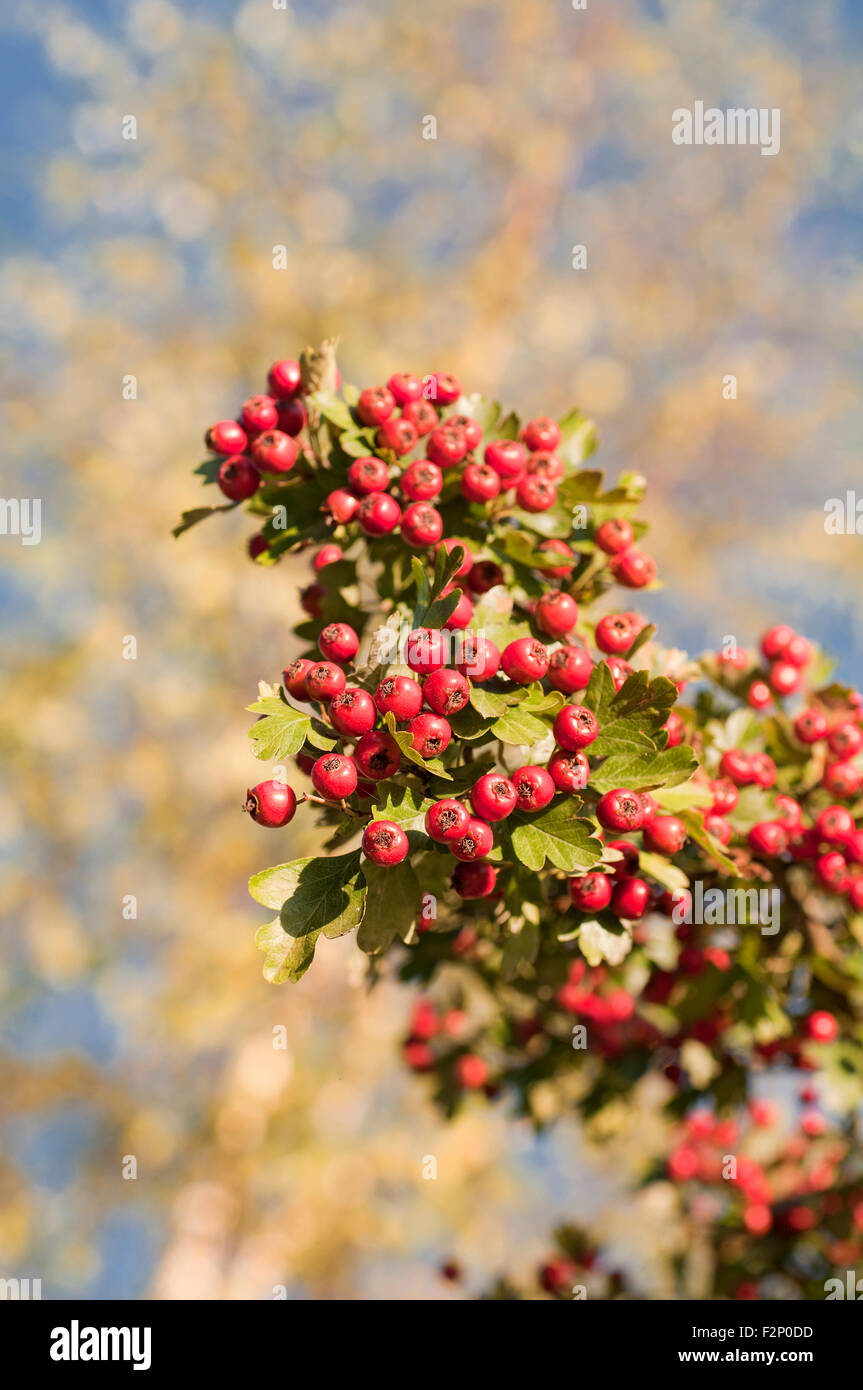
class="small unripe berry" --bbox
[244,779,297,827]
[374,674,423,720]
[553,704,598,751]
[611,876,650,919]
[423,667,470,715]
[329,687,376,736]
[357,386,395,426]
[318,622,359,663]
[311,753,358,799]
[282,658,314,700]
[643,815,687,855]
[501,637,549,684]
[362,819,409,865]
[241,394,279,434]
[535,590,578,637]
[610,548,657,588]
[461,462,501,502]
[306,662,347,701]
[406,712,451,758]
[217,456,260,500]
[401,502,443,548]
[452,862,497,899]
[251,429,297,474]
[596,789,645,832]
[354,730,401,780]
[548,750,589,793]
[470,773,518,822]
[347,455,389,495]
[401,460,443,501]
[206,419,248,455]
[425,798,471,843]
[595,518,634,555]
[513,765,555,812]
[376,417,417,456]
[357,491,402,535]
[484,439,527,482]
[547,644,593,693]
[569,872,612,912]
[267,359,302,399]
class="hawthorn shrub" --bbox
[177,343,863,1299]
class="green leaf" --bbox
[501,918,540,980]
[255,917,320,984]
[557,408,598,467]
[677,809,739,875]
[654,779,714,813]
[638,851,689,893]
[578,918,632,967]
[172,502,237,537]
[589,743,697,793]
[491,706,551,745]
[370,781,435,830]
[274,850,367,940]
[509,803,603,873]
[247,701,311,760]
[358,858,423,954]
[583,666,678,758]
[306,722,338,752]
[449,705,496,740]
[470,684,526,718]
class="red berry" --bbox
[535,590,578,637]
[784,634,813,668]
[306,662,347,702]
[441,586,474,630]
[451,817,495,861]
[773,794,802,829]
[643,815,686,855]
[467,560,504,593]
[547,645,593,693]
[814,850,849,893]
[750,752,777,788]
[446,414,482,449]
[716,646,749,671]
[403,1040,434,1070]
[401,502,443,548]
[347,455,389,494]
[794,707,827,743]
[709,778,739,814]
[362,819,409,865]
[748,821,788,856]
[468,774,516,823]
[217,456,260,500]
[595,614,635,655]
[357,386,395,427]
[276,398,307,436]
[206,419,247,455]
[329,687,376,736]
[526,450,564,481]
[455,1053,489,1088]
[553,704,598,751]
[823,761,863,797]
[849,878,863,911]
[425,798,471,843]
[318,622,359,663]
[406,712,451,758]
[357,492,402,535]
[375,674,423,720]
[376,417,417,456]
[241,394,278,434]
[513,765,556,812]
[401,460,443,501]
[457,633,501,683]
[719,749,756,786]
[539,1257,578,1294]
[523,416,561,452]
[538,538,575,578]
[423,668,470,716]
[611,877,650,919]
[387,372,423,405]
[761,624,794,660]
[843,830,863,865]
[431,371,461,405]
[769,660,802,696]
[828,721,863,759]
[663,711,685,747]
[326,488,360,523]
[501,637,549,684]
[248,533,269,560]
[244,779,297,827]
[267,359,302,399]
[282,658,314,700]
[595,518,634,555]
[484,439,527,482]
[611,549,656,588]
[301,584,325,618]
[515,475,557,512]
[313,544,343,571]
[815,805,855,841]
[805,1010,838,1043]
[606,656,634,691]
[406,628,447,676]
[703,813,732,845]
[596,789,645,833]
[748,680,772,710]
[461,462,501,502]
[251,429,297,474]
[426,424,468,469]
[452,863,497,899]
[402,398,437,435]
[607,840,639,878]
[354,730,401,780]
[569,872,612,912]
[311,753,358,799]
[548,750,589,793]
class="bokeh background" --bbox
[1,0,861,1299]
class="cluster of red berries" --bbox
[716,624,815,707]
[206,359,309,503]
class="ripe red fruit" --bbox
[403,1040,434,1071]
[643,815,687,855]
[535,590,578,637]
[401,460,443,501]
[513,765,555,812]
[849,878,863,911]
[611,877,650,919]
[523,416,561,452]
[805,1010,838,1043]
[748,821,788,856]
[526,450,564,481]
[547,645,593,693]
[311,753,358,799]
[406,628,447,676]
[401,502,443,548]
[760,624,793,660]
[306,662,347,701]
[452,862,497,899]
[425,798,471,843]
[501,637,549,684]
[241,394,278,434]
[610,548,656,588]
[595,518,634,555]
[325,488,360,523]
[606,656,634,691]
[461,462,501,502]
[426,424,468,468]
[784,634,813,668]
[703,813,732,845]
[538,538,575,578]
[815,804,855,841]
[276,398,307,436]
[750,752,776,788]
[548,750,589,793]
[455,1053,489,1088]
[451,818,494,861]
[515,475,557,512]
[823,761,863,797]
[206,419,248,455]
[769,660,802,696]
[387,371,423,405]
[607,840,639,878]
[248,534,268,560]
[313,544,343,571]
[318,622,359,663]
[814,850,849,893]
[794,707,828,743]
[423,667,470,715]
[568,872,612,912]
[828,721,863,758]
[374,674,423,720]
[539,1257,578,1295]
[329,687,376,736]
[244,779,297,827]
[267,359,302,399]
[282,657,314,700]
[447,414,482,449]
[716,646,748,672]
[470,773,518,822]
[596,789,645,832]
[301,584,325,618]
[709,778,739,814]
[376,417,417,456]
[457,633,501,682]
[467,560,504,593]
[402,398,438,435]
[595,613,635,655]
[347,455,389,494]
[773,794,802,829]
[217,456,260,500]
[484,439,527,482]
[251,429,297,473]
[441,586,473,630]
[357,386,395,426]
[354,730,401,780]
[362,819,409,865]
[406,712,451,758]
[553,704,598,751]
[719,749,756,786]
[663,712,685,748]
[357,491,402,535]
[431,371,462,405]
[748,680,772,710]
